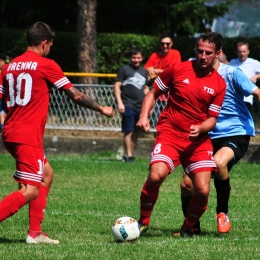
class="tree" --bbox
[97,0,234,36]
[77,0,98,84]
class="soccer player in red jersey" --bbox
[137,32,226,238]
[0,22,114,244]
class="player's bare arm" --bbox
[250,74,260,83]
[137,88,160,132]
[114,81,125,114]
[189,116,217,140]
[65,87,114,117]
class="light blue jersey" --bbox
[209,62,257,139]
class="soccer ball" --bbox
[111,216,140,242]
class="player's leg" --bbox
[180,138,214,238]
[27,159,59,244]
[181,170,211,237]
[138,161,169,232]
[213,135,250,233]
[0,143,41,222]
[178,173,201,235]
[138,136,177,233]
[213,146,233,233]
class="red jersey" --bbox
[153,60,226,136]
[0,73,3,98]
[145,49,181,102]
[144,49,181,70]
[1,51,73,147]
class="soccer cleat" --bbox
[217,212,231,233]
[192,221,201,235]
[180,229,194,238]
[138,222,148,234]
[26,232,60,244]
[173,220,201,237]
[122,156,135,163]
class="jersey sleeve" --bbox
[208,76,226,117]
[144,53,156,68]
[44,60,73,91]
[233,67,258,96]
[0,73,4,99]
[170,50,182,63]
[152,65,174,94]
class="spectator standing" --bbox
[114,47,149,163]
[136,32,226,238]
[0,22,114,244]
[144,33,181,130]
[229,42,260,112]
[0,53,9,131]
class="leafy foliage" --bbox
[0,0,233,36]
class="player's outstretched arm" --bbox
[64,87,114,117]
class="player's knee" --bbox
[214,155,228,170]
[148,170,167,185]
[42,162,54,187]
[20,186,39,203]
[148,163,169,185]
[194,185,210,198]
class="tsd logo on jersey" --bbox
[204,86,214,94]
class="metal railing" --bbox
[47,84,167,132]
[47,82,260,133]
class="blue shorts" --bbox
[121,106,141,133]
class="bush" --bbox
[1,29,260,82]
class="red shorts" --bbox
[4,142,45,187]
[150,129,216,176]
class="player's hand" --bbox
[117,103,125,114]
[100,106,114,117]
[146,67,157,79]
[188,125,200,140]
[136,117,150,132]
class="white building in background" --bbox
[208,0,260,37]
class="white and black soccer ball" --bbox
[111,216,140,242]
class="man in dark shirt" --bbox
[114,47,149,162]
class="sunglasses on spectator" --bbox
[160,42,171,46]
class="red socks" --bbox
[182,195,208,230]
[139,180,160,226]
[29,185,49,232]
[0,191,26,222]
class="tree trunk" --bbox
[77,0,97,84]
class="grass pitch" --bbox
[0,152,259,260]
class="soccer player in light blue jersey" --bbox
[177,55,260,235]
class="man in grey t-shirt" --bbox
[114,47,149,162]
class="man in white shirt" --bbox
[230,42,260,112]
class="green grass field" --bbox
[0,152,259,260]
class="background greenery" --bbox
[1,29,260,84]
[0,153,259,259]
[0,0,233,36]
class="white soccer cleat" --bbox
[26,233,60,244]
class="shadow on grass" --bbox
[139,227,224,238]
[0,237,25,243]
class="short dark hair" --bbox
[159,32,172,42]
[129,47,143,57]
[0,53,10,63]
[195,32,223,52]
[26,22,55,46]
